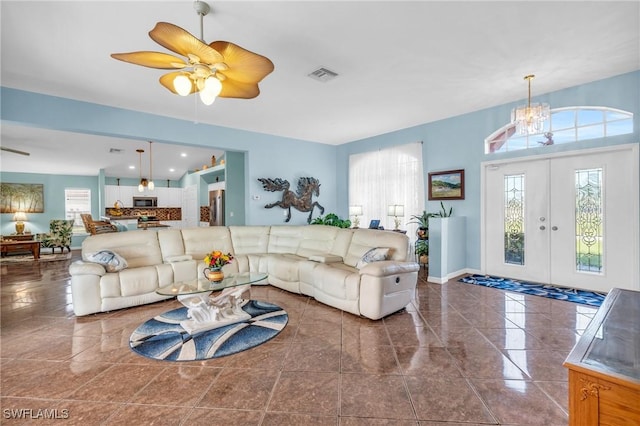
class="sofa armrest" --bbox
[69,260,106,276]
[358,260,419,277]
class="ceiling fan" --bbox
[111,1,274,105]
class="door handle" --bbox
[539,225,546,230]
[552,226,558,231]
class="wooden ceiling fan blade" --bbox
[209,41,274,83]
[1,147,30,156]
[159,71,197,95]
[219,79,260,99]
[111,51,187,69]
[149,22,224,65]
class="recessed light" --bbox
[169,168,175,172]
[129,165,135,169]
[181,153,187,157]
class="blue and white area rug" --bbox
[458,274,606,307]
[130,300,288,361]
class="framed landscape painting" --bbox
[0,183,44,213]
[428,169,465,200]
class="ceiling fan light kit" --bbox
[111,0,274,105]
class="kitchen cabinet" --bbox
[105,185,186,207]
[105,185,136,207]
[155,187,169,207]
[105,185,120,208]
[563,288,640,425]
[169,188,183,207]
[153,187,182,207]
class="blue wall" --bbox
[2,71,638,266]
[337,71,640,270]
[1,87,339,227]
[0,172,99,246]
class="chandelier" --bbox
[511,74,550,135]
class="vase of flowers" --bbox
[203,250,234,282]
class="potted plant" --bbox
[408,210,434,240]
[433,201,453,217]
[415,239,429,264]
[310,213,352,228]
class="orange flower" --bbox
[204,250,234,269]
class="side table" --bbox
[2,234,35,242]
[0,240,41,259]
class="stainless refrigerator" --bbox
[209,190,225,226]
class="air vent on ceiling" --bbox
[308,67,339,82]
[109,148,125,154]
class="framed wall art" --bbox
[428,169,465,200]
[0,183,44,213]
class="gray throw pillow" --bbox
[86,250,128,272]
[356,247,391,269]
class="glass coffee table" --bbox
[156,272,268,334]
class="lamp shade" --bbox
[387,205,404,217]
[13,211,27,222]
[349,205,363,216]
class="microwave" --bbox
[133,197,157,207]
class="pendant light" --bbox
[137,149,148,192]
[148,141,155,191]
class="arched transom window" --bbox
[485,107,633,154]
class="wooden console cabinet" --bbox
[564,288,640,425]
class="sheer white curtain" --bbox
[349,142,424,240]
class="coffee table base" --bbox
[177,284,251,334]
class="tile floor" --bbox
[0,251,596,425]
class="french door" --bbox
[483,145,639,293]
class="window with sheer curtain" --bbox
[349,142,424,240]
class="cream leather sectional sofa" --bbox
[69,225,420,320]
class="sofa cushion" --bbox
[181,227,234,260]
[355,247,391,269]
[82,230,163,268]
[230,226,270,254]
[157,229,186,261]
[313,263,360,301]
[100,273,121,298]
[119,266,159,297]
[268,226,304,254]
[268,253,304,282]
[297,225,341,257]
[86,250,128,272]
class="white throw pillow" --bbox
[356,247,390,269]
[86,250,128,272]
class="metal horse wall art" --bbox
[258,177,325,223]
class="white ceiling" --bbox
[1,1,639,179]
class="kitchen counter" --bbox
[137,223,170,229]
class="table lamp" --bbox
[349,205,363,228]
[387,205,404,230]
[13,211,27,234]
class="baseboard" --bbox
[427,268,480,284]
